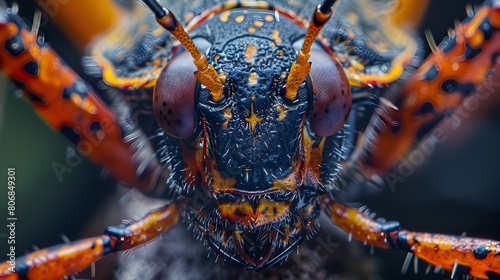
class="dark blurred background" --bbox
[0,0,499,279]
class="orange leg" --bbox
[0,7,162,192]
[322,197,500,279]
[0,203,179,280]
[345,0,500,177]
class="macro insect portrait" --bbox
[0,0,500,279]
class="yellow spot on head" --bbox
[220,11,231,23]
[245,44,257,62]
[248,72,259,85]
[234,15,245,23]
[245,101,263,132]
[248,27,256,33]
[264,15,274,22]
[253,20,264,27]
[272,30,282,45]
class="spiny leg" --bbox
[0,203,179,280]
[321,197,500,279]
[0,7,162,192]
[344,0,500,177]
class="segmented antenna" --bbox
[285,0,336,100]
[142,0,224,101]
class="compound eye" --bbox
[308,49,352,137]
[154,51,198,139]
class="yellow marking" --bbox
[255,200,290,226]
[70,94,97,115]
[219,70,227,84]
[264,15,274,22]
[245,44,257,62]
[248,26,256,33]
[278,50,284,57]
[245,102,263,132]
[253,20,264,27]
[220,11,231,23]
[234,15,245,23]
[350,59,366,72]
[272,30,282,44]
[214,54,221,61]
[276,104,287,121]
[470,31,484,48]
[221,107,233,130]
[346,12,359,24]
[209,161,238,192]
[218,199,291,226]
[271,172,298,193]
[248,72,259,85]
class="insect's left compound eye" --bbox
[308,49,352,138]
[153,52,198,139]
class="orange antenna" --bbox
[142,0,224,102]
[285,0,336,100]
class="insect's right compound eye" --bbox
[153,51,198,139]
[308,49,352,138]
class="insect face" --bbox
[2,0,500,279]
[153,7,351,268]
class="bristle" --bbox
[31,10,41,34]
[401,252,413,274]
